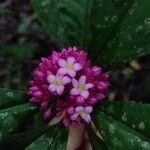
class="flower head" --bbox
[29,47,109,127]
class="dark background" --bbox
[0,0,150,103]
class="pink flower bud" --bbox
[35,70,44,78]
[33,91,43,98]
[96,93,105,100]
[30,86,39,92]
[92,66,101,75]
[40,101,49,111]
[98,81,108,90]
[89,97,97,104]
[77,96,85,104]
[63,117,69,127]
[67,107,75,115]
[44,109,51,119]
[30,97,39,103]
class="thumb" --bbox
[67,123,85,150]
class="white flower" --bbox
[71,106,93,123]
[70,75,94,99]
[47,75,71,95]
[57,57,82,77]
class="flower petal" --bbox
[58,59,66,67]
[85,83,94,90]
[47,75,56,83]
[83,114,91,123]
[81,90,89,99]
[73,63,82,71]
[84,106,93,113]
[48,84,56,92]
[68,70,76,77]
[70,88,80,95]
[71,113,79,121]
[72,79,78,88]
[67,57,75,64]
[79,75,86,84]
[57,68,66,75]
[56,85,64,95]
[75,106,84,112]
[62,76,71,84]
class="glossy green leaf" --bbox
[25,126,68,150]
[31,0,150,68]
[31,0,91,48]
[96,0,150,68]
[92,111,150,150]
[54,128,68,150]
[32,112,47,129]
[0,103,38,138]
[0,88,28,109]
[0,126,50,150]
[87,0,134,60]
[97,101,150,138]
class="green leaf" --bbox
[96,0,150,68]
[32,112,47,129]
[31,0,91,48]
[31,0,150,68]
[54,128,68,150]
[97,101,150,138]
[0,88,28,109]
[87,0,134,60]
[25,126,68,150]
[0,126,50,150]
[0,103,38,139]
[92,111,150,150]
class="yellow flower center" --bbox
[78,83,84,92]
[79,112,85,118]
[65,64,73,71]
[54,78,62,86]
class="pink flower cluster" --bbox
[29,47,109,127]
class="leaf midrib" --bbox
[83,0,92,49]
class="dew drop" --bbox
[41,0,49,7]
[111,15,118,22]
[129,9,134,15]
[135,25,143,33]
[141,141,150,148]
[121,113,127,122]
[144,18,150,25]
[108,123,115,134]
[104,16,110,22]
[126,35,132,41]
[107,105,115,114]
[7,92,14,97]
[132,124,136,129]
[0,112,8,119]
[138,122,145,130]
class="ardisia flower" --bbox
[70,75,94,99]
[71,106,93,123]
[29,47,109,127]
[47,75,71,95]
[58,57,82,77]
